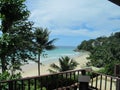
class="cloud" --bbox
[50,28,114,38]
[27,0,120,39]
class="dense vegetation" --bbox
[0,0,56,80]
[77,32,120,75]
[0,0,34,79]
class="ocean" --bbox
[40,46,80,63]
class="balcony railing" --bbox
[0,68,120,90]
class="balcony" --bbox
[0,68,120,90]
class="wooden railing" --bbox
[0,68,120,90]
[88,71,120,90]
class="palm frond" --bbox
[46,38,58,45]
[45,45,56,50]
[50,63,61,71]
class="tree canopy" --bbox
[77,32,120,75]
[0,0,36,76]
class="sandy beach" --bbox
[21,53,90,77]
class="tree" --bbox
[0,0,29,33]
[0,0,35,75]
[77,36,107,53]
[6,21,35,75]
[77,39,95,52]
[34,27,56,76]
[77,32,120,75]
[48,56,79,73]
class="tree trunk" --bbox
[38,53,40,76]
[1,56,7,73]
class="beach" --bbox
[21,52,90,77]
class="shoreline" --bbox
[21,52,90,77]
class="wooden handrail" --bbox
[0,68,120,90]
[0,68,85,83]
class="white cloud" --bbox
[27,0,120,38]
[50,28,114,38]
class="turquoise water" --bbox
[40,46,80,63]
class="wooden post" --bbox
[116,78,120,90]
[114,64,120,90]
[0,83,1,89]
[8,81,13,90]
[78,70,90,90]
[114,64,120,76]
[81,70,86,75]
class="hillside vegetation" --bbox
[77,32,120,75]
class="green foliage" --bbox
[0,0,57,84]
[0,71,21,90]
[0,0,37,75]
[48,56,79,73]
[0,71,21,81]
[0,0,29,33]
[98,61,119,75]
[0,0,57,79]
[77,32,120,75]
[77,40,94,52]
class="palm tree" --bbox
[34,27,56,76]
[48,56,79,73]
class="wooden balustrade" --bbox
[0,69,120,90]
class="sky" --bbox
[25,0,120,46]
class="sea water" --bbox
[40,46,80,63]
